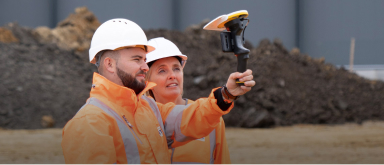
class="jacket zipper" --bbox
[122,115,142,144]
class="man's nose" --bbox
[141,62,149,72]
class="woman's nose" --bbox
[168,71,176,80]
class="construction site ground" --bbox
[1,121,383,164]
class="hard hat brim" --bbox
[89,44,155,64]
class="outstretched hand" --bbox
[225,69,255,96]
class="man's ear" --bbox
[104,57,116,73]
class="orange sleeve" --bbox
[214,118,231,164]
[61,107,117,164]
[157,87,234,148]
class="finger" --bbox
[245,69,252,75]
[238,69,253,79]
[229,72,242,80]
[241,69,253,76]
[238,74,253,82]
[244,80,256,87]
[231,69,254,80]
[240,85,252,92]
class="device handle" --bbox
[225,18,250,85]
[236,54,249,85]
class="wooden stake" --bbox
[349,37,355,72]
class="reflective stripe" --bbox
[209,129,216,164]
[86,98,141,164]
[172,162,204,164]
[170,130,216,164]
[170,148,175,163]
[142,96,165,132]
[164,104,192,147]
[75,99,90,115]
[168,101,217,164]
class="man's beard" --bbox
[116,67,146,94]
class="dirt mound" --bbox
[33,7,100,52]
[0,27,19,43]
[0,8,97,129]
[1,7,384,129]
[146,22,384,127]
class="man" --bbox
[61,18,255,164]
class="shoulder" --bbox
[64,103,116,132]
[73,103,111,120]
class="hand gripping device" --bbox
[203,10,250,85]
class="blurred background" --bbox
[0,0,383,64]
[1,0,384,163]
[1,0,383,79]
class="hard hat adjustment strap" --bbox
[95,51,105,68]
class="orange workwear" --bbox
[169,99,231,164]
[61,73,233,164]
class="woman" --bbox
[145,37,231,164]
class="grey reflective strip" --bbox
[142,96,165,132]
[171,148,175,163]
[170,130,216,164]
[209,129,216,164]
[172,163,204,164]
[75,99,91,115]
[87,98,141,164]
[164,104,192,147]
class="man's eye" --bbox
[174,67,181,71]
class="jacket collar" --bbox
[89,72,157,113]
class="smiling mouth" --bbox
[167,83,178,87]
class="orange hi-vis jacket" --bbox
[61,73,233,164]
[169,99,231,164]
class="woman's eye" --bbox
[174,67,181,71]
[158,69,165,73]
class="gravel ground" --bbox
[1,121,384,164]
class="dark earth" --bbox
[1,7,383,129]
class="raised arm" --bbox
[158,69,255,148]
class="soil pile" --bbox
[0,8,97,129]
[147,22,384,127]
[1,7,384,129]
[33,7,100,52]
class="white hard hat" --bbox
[146,37,187,68]
[89,18,155,64]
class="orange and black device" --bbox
[204,10,250,85]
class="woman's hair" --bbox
[145,65,155,99]
[145,56,184,100]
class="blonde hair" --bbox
[145,67,155,98]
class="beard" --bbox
[116,67,146,94]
